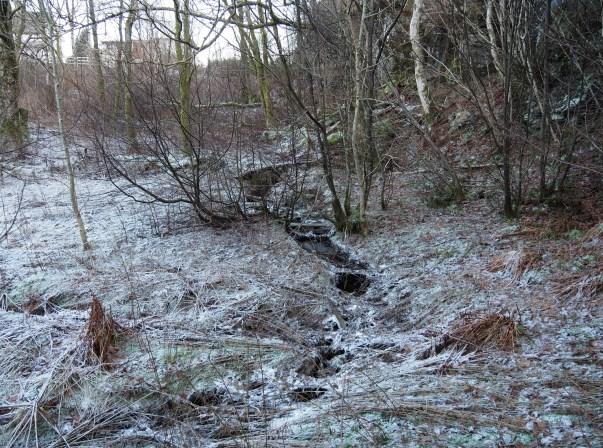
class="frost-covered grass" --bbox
[0,129,601,447]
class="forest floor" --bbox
[0,128,602,447]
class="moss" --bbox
[327,130,344,146]
[1,108,28,144]
[566,228,583,240]
[374,119,396,141]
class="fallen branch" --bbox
[194,101,262,109]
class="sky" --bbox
[52,0,240,61]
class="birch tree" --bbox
[410,0,432,118]
[37,0,91,250]
[87,0,105,104]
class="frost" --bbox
[0,130,601,446]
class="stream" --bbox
[287,218,372,295]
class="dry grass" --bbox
[487,249,541,281]
[554,223,603,303]
[424,313,519,358]
[519,197,603,240]
[84,297,122,366]
[582,222,603,242]
[555,267,603,304]
[448,313,518,352]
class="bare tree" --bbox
[410,0,432,118]
[235,2,274,127]
[124,0,137,149]
[37,0,92,250]
[173,0,193,154]
[87,0,106,104]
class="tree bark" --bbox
[0,0,25,147]
[244,5,273,127]
[486,0,503,77]
[38,0,91,250]
[113,0,125,127]
[173,0,193,154]
[348,0,371,234]
[234,9,253,104]
[410,0,432,118]
[124,0,137,150]
[87,0,106,105]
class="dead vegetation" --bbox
[554,223,603,303]
[487,248,541,282]
[423,313,519,358]
[555,267,603,304]
[1,136,601,446]
[84,297,123,366]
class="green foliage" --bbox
[374,118,396,141]
[327,130,343,146]
[566,228,583,241]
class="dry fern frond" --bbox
[84,297,122,366]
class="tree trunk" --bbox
[38,0,91,250]
[124,0,136,150]
[346,0,379,235]
[173,0,193,154]
[486,0,503,77]
[258,5,274,126]
[235,12,253,104]
[538,0,551,199]
[410,0,432,118]
[244,6,273,128]
[0,0,25,147]
[113,0,124,128]
[349,0,369,234]
[87,0,105,105]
